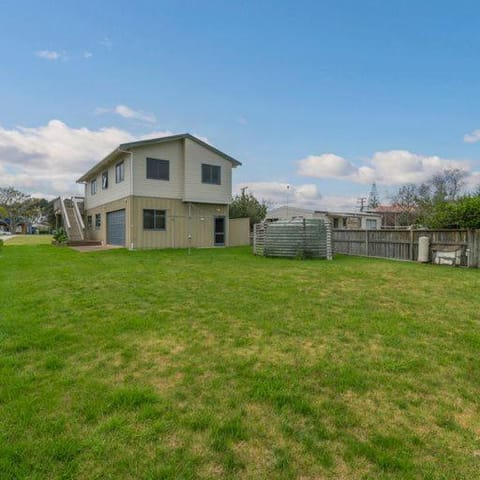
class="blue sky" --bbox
[1,0,480,208]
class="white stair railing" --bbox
[72,197,85,234]
[60,197,71,230]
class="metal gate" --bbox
[107,209,125,246]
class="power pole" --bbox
[357,196,367,212]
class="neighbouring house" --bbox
[0,218,32,234]
[55,133,245,248]
[372,205,408,228]
[265,206,382,230]
[264,206,315,222]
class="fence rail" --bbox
[333,229,480,267]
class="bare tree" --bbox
[391,184,418,225]
[430,168,467,202]
[0,187,31,233]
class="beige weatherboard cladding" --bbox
[78,134,242,249]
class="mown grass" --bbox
[1,240,479,479]
[3,234,52,245]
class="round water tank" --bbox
[418,236,430,263]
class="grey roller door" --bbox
[107,209,125,246]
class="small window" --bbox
[143,209,166,230]
[102,171,109,190]
[95,213,101,229]
[91,179,97,195]
[146,158,169,181]
[333,218,339,229]
[87,215,92,229]
[115,161,125,183]
[202,164,221,185]
[366,219,377,230]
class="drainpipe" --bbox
[118,148,134,249]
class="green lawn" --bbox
[1,241,479,479]
[2,234,52,246]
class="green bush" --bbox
[0,238,3,250]
[53,227,68,244]
[428,196,480,229]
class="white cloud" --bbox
[234,182,361,210]
[115,105,156,123]
[298,150,468,185]
[235,182,322,208]
[298,153,358,178]
[36,50,63,60]
[96,104,156,123]
[237,116,248,125]
[100,36,112,49]
[83,51,93,59]
[464,129,480,143]
[0,120,173,198]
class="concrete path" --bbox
[1,235,17,242]
[69,244,123,253]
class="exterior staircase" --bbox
[54,196,102,245]
[63,198,84,241]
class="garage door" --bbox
[107,209,125,246]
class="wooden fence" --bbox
[333,229,480,267]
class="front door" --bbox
[214,216,225,246]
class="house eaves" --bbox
[76,133,241,184]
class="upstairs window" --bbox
[102,171,109,190]
[115,161,125,183]
[95,213,101,229]
[202,164,221,185]
[146,158,169,181]
[143,209,166,230]
[91,179,97,195]
[87,215,92,229]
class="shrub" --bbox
[53,227,68,244]
[0,239,3,250]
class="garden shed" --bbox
[253,218,332,259]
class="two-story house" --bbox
[73,133,241,249]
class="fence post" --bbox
[471,229,480,268]
[409,229,414,261]
[365,229,369,257]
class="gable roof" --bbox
[77,133,241,183]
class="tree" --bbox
[367,182,380,210]
[428,195,480,229]
[390,168,469,226]
[391,184,419,225]
[430,168,467,202]
[0,187,31,233]
[229,190,268,228]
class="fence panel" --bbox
[333,229,477,267]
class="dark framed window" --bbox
[115,161,124,183]
[143,209,166,230]
[102,171,109,190]
[201,164,221,185]
[91,179,97,195]
[95,213,101,229]
[146,158,169,181]
[87,215,92,229]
